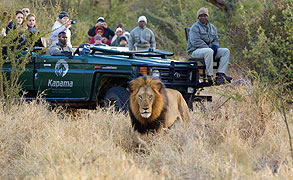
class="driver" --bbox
[50,31,73,56]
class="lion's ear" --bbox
[155,81,165,93]
[129,81,135,93]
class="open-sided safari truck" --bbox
[2,44,220,110]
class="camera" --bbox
[100,22,104,25]
[71,20,76,24]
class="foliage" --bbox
[0,0,292,177]
[0,0,292,103]
[0,81,292,178]
[229,0,292,90]
[0,2,46,103]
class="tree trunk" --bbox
[206,0,233,17]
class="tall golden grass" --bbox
[0,80,292,179]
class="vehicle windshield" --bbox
[89,45,174,59]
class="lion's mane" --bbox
[129,76,168,134]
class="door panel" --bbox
[34,55,87,98]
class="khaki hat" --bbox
[197,7,209,18]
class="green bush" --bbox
[229,0,292,90]
[1,0,292,102]
[0,7,45,103]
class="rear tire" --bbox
[104,87,129,113]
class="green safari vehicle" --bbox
[2,44,218,110]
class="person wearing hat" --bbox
[118,36,128,47]
[49,11,73,48]
[187,7,232,85]
[89,26,110,45]
[93,34,103,45]
[110,27,128,47]
[111,22,129,44]
[128,15,156,51]
[88,16,114,41]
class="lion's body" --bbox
[129,76,190,134]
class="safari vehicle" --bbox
[2,45,219,110]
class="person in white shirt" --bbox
[49,11,73,48]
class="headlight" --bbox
[187,87,194,93]
[151,70,160,78]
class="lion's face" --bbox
[136,86,155,118]
[129,76,166,123]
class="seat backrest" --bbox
[41,37,50,48]
[184,27,191,42]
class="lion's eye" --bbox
[138,95,142,100]
[149,95,153,100]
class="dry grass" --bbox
[0,81,292,179]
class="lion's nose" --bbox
[143,107,148,111]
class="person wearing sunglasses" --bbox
[50,31,73,56]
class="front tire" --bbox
[104,87,129,113]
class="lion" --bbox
[129,76,190,135]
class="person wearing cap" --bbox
[111,35,128,47]
[128,15,156,51]
[49,11,73,48]
[110,27,128,47]
[88,16,114,41]
[93,34,103,45]
[111,22,129,44]
[93,33,110,46]
[118,36,128,47]
[187,7,232,85]
[89,26,110,45]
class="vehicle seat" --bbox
[185,27,220,69]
